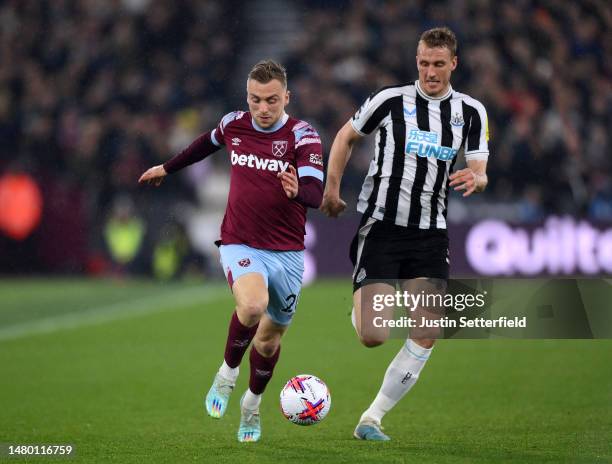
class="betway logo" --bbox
[231,150,289,172]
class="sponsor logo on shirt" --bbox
[309,153,323,166]
[405,129,458,161]
[231,150,290,173]
[272,140,288,158]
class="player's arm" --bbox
[277,166,323,208]
[140,111,243,187]
[138,130,222,186]
[279,123,325,208]
[320,121,362,217]
[450,100,490,197]
[448,159,488,197]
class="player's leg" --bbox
[350,217,397,347]
[357,278,446,435]
[355,228,449,440]
[237,313,286,443]
[206,245,269,419]
[237,248,303,442]
[352,283,395,347]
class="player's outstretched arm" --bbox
[138,165,167,187]
[449,159,488,197]
[320,121,362,217]
[138,131,223,187]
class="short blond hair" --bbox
[419,27,457,56]
[247,59,287,88]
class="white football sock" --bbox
[241,388,262,411]
[361,339,433,423]
[218,360,239,383]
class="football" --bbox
[280,375,331,426]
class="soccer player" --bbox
[138,60,324,442]
[321,27,489,441]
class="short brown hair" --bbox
[419,27,457,56]
[247,59,287,88]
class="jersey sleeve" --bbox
[293,121,324,183]
[211,111,246,147]
[350,88,393,136]
[163,131,221,174]
[163,111,246,173]
[464,100,489,161]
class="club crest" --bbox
[272,140,288,158]
[238,258,251,267]
[451,112,465,127]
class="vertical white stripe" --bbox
[450,98,465,150]
[372,114,394,221]
[436,97,466,228]
[396,88,418,226]
[396,154,417,226]
[419,100,441,229]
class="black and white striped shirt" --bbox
[351,80,489,230]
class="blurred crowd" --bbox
[0,0,241,274]
[286,0,611,221]
[0,0,610,274]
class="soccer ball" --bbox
[280,375,331,426]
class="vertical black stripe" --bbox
[363,125,388,218]
[462,102,481,151]
[407,94,430,227]
[442,156,458,221]
[430,98,452,228]
[383,97,407,223]
[360,99,393,135]
[444,103,473,221]
[460,102,471,151]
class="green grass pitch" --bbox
[0,278,610,463]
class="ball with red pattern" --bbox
[280,374,331,426]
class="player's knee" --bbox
[254,337,280,358]
[412,338,435,349]
[236,299,268,325]
[359,334,386,348]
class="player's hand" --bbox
[138,165,167,187]
[320,191,347,217]
[278,165,299,199]
[449,168,479,197]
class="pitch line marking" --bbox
[0,286,226,342]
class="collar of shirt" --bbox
[415,80,453,101]
[251,112,289,133]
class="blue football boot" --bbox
[353,418,391,441]
[205,373,234,419]
[237,393,261,442]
